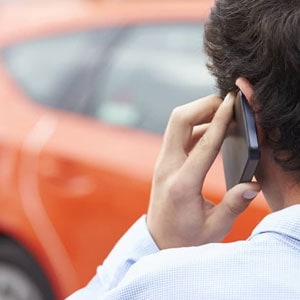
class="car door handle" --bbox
[39,158,95,198]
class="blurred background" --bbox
[0,1,269,299]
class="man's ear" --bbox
[235,77,254,103]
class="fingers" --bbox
[185,123,210,153]
[182,93,235,184]
[161,95,223,160]
[210,182,262,241]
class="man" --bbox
[67,0,300,298]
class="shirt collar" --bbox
[250,204,300,242]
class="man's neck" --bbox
[256,148,300,211]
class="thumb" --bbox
[210,182,261,241]
[220,182,261,216]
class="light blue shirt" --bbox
[67,205,300,299]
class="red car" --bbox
[0,1,270,299]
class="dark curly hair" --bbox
[204,0,300,172]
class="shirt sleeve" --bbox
[65,215,159,300]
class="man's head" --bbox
[204,0,300,174]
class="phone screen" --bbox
[221,92,260,190]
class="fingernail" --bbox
[223,93,233,104]
[243,190,259,200]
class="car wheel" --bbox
[0,237,55,300]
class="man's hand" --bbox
[147,93,261,249]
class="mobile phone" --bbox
[221,91,260,190]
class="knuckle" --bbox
[153,158,176,184]
[167,177,184,201]
[153,163,168,183]
[198,133,210,149]
[226,202,244,217]
[167,171,193,202]
[170,105,187,125]
[198,134,218,154]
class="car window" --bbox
[1,23,216,134]
[1,28,119,112]
[90,24,216,133]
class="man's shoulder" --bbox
[131,239,251,276]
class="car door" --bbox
[32,21,215,286]
[1,26,163,288]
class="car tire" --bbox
[0,237,56,300]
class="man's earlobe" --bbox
[235,77,254,102]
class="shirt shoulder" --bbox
[106,230,300,299]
